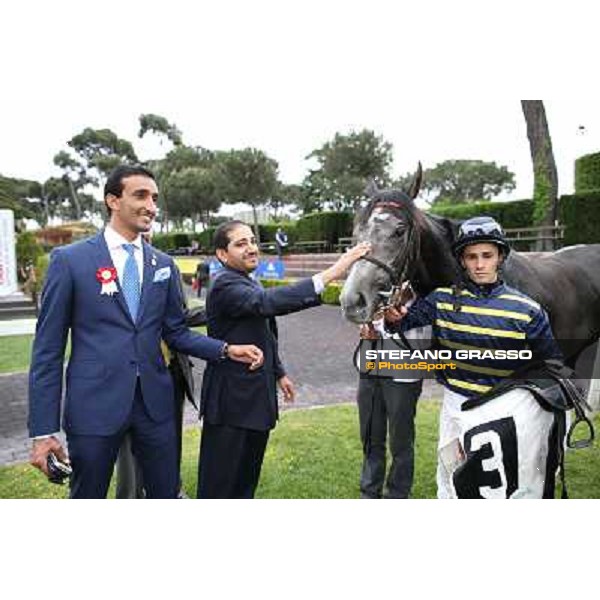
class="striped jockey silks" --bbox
[394,280,562,398]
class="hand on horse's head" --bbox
[323,242,371,284]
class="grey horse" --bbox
[340,164,600,367]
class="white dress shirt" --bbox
[104,225,144,287]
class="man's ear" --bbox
[216,248,228,264]
[105,194,120,212]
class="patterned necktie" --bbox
[122,243,140,320]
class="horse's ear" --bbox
[364,179,379,198]
[407,162,423,200]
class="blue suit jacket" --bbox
[28,232,224,437]
[201,266,321,431]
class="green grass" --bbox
[0,334,35,374]
[2,402,599,499]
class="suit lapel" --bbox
[137,240,156,324]
[89,231,133,324]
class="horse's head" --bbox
[340,163,423,324]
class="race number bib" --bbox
[451,389,561,499]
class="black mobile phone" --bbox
[46,452,72,485]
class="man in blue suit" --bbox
[28,165,263,499]
[198,220,370,498]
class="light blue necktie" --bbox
[122,243,141,320]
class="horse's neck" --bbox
[414,214,461,294]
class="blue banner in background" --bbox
[208,259,223,279]
[254,258,285,279]
[208,258,285,280]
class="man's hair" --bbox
[213,220,250,251]
[103,164,156,217]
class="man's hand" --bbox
[278,375,295,403]
[30,436,67,476]
[383,305,407,325]
[228,344,264,370]
[359,323,380,340]
[320,242,372,285]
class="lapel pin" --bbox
[151,255,157,267]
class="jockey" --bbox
[385,215,564,498]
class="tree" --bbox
[421,160,516,204]
[162,166,223,231]
[267,182,300,219]
[218,148,279,242]
[521,100,558,228]
[0,175,39,224]
[68,127,138,185]
[51,127,138,221]
[304,129,394,210]
[152,145,216,232]
[138,113,183,147]
[53,150,88,220]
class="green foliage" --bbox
[259,278,342,305]
[532,160,552,224]
[303,129,394,211]
[295,211,353,244]
[320,282,343,305]
[258,222,296,244]
[138,113,182,146]
[424,160,516,204]
[559,192,600,245]
[259,278,289,289]
[68,128,138,177]
[35,253,50,290]
[219,148,279,208]
[0,174,41,221]
[16,231,43,275]
[195,226,217,250]
[430,199,535,229]
[162,166,223,227]
[575,152,600,193]
[172,232,191,248]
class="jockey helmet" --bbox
[452,216,511,257]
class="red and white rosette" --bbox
[96,266,118,296]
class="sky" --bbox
[1,1,598,212]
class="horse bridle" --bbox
[357,200,420,310]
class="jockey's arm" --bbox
[384,294,437,333]
[527,307,564,362]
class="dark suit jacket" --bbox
[200,266,321,431]
[28,232,224,437]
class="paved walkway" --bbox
[0,304,442,466]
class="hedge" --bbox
[16,231,44,278]
[294,212,353,244]
[429,199,535,229]
[257,222,296,244]
[259,278,342,305]
[559,192,600,245]
[575,152,600,193]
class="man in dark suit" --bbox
[197,220,370,498]
[28,165,263,499]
